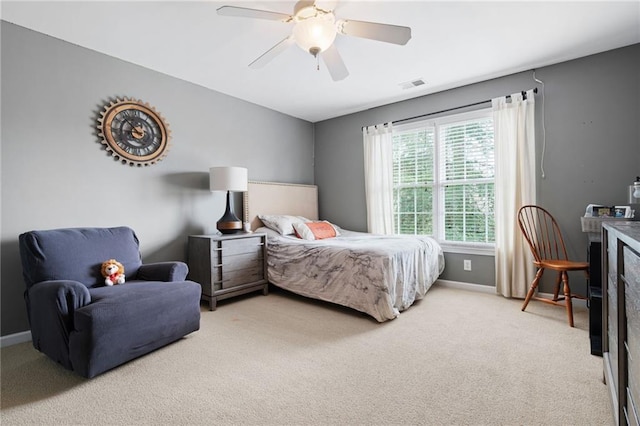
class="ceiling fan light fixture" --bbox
[293,14,337,55]
[217,1,411,81]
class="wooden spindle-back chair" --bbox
[517,205,589,327]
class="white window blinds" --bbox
[440,117,495,243]
[393,126,435,235]
[392,110,495,246]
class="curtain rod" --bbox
[364,88,538,130]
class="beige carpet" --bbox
[1,284,612,425]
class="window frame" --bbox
[393,108,495,255]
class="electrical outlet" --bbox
[463,259,472,271]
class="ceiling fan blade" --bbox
[217,5,292,22]
[249,36,295,69]
[321,44,349,81]
[337,19,411,45]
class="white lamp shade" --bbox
[293,15,336,53]
[209,167,248,192]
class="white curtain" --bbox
[493,90,537,298]
[363,122,394,234]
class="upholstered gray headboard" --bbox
[243,181,319,231]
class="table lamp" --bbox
[210,166,248,234]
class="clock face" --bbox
[98,98,170,166]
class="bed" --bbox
[243,181,444,322]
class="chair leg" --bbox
[553,272,562,301]
[562,271,574,327]
[522,268,544,311]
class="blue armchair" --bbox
[19,226,201,378]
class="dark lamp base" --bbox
[217,190,243,234]
[217,220,243,234]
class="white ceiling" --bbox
[2,1,639,122]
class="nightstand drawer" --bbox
[217,251,264,272]
[217,237,264,256]
[217,264,264,289]
[214,246,264,267]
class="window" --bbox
[392,109,495,251]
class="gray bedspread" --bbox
[259,228,445,322]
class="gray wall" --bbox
[314,43,640,292]
[0,22,314,336]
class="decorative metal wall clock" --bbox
[97,98,171,166]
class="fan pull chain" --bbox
[308,47,321,72]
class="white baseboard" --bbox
[434,280,588,308]
[435,279,496,294]
[0,330,32,348]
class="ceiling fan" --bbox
[217,0,412,81]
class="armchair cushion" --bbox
[137,261,189,282]
[70,281,200,378]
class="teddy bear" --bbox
[101,259,126,286]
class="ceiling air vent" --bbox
[399,78,426,90]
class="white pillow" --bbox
[258,215,309,235]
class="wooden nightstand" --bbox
[187,233,268,310]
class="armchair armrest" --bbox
[137,261,188,282]
[26,280,91,369]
